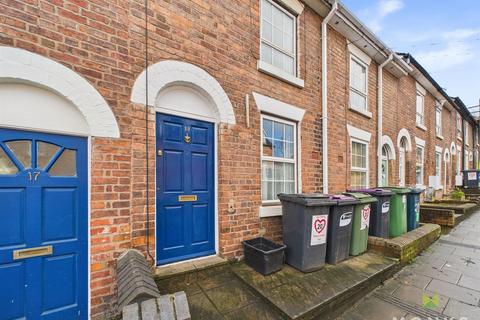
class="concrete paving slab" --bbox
[426,278,480,306]
[443,298,480,319]
[392,285,449,313]
[458,274,480,292]
[203,278,258,314]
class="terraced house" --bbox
[0,0,478,318]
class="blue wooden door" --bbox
[156,114,215,265]
[0,128,87,320]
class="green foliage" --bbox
[450,188,465,200]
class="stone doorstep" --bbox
[232,253,399,320]
[367,223,441,264]
[421,202,478,216]
[154,255,228,280]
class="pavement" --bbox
[338,209,480,320]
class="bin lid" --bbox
[329,194,359,205]
[346,188,394,196]
[407,187,424,194]
[343,192,378,204]
[278,193,338,206]
[379,187,410,194]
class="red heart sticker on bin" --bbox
[314,218,326,234]
[362,206,370,220]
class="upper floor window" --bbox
[464,121,469,144]
[457,113,462,139]
[349,56,368,112]
[416,91,425,127]
[435,105,442,137]
[260,0,296,76]
[261,115,297,203]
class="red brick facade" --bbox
[0,0,478,318]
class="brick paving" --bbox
[338,209,480,320]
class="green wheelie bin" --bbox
[344,192,377,256]
[380,187,410,237]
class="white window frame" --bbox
[260,114,298,203]
[435,104,443,138]
[258,0,304,87]
[349,55,371,117]
[435,151,442,177]
[350,138,369,189]
[416,91,426,130]
[456,112,462,140]
[415,145,425,186]
[464,121,470,146]
[398,138,407,187]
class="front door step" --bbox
[155,255,227,280]
[232,253,398,320]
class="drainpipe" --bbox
[321,1,338,194]
[377,53,393,187]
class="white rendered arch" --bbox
[397,128,412,152]
[0,47,120,137]
[131,60,236,125]
[381,135,396,160]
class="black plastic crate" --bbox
[242,237,286,275]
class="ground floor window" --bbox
[457,151,462,174]
[435,151,442,177]
[351,140,368,189]
[261,115,297,202]
[415,145,424,185]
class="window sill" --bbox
[349,106,372,119]
[257,60,305,88]
[415,184,426,190]
[259,205,282,218]
[457,137,463,142]
[436,134,444,140]
[416,123,427,131]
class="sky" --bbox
[341,0,480,108]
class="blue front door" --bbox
[156,114,215,265]
[0,128,87,320]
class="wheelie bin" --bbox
[343,192,377,256]
[406,187,424,231]
[380,187,410,237]
[346,188,393,238]
[325,194,359,264]
[278,193,337,272]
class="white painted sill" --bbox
[416,123,427,131]
[349,106,372,119]
[257,60,305,88]
[259,205,282,218]
[436,134,444,140]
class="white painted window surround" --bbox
[347,124,371,189]
[348,44,371,118]
[252,92,306,121]
[258,0,305,88]
[415,137,425,187]
[0,47,120,138]
[435,103,443,139]
[254,92,304,217]
[397,128,412,151]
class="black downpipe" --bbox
[144,0,154,264]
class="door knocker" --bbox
[184,126,191,144]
